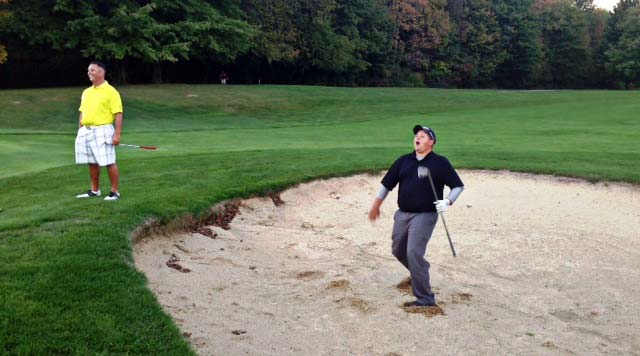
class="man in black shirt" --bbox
[369,125,464,307]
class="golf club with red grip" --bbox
[417,166,457,257]
[119,144,157,150]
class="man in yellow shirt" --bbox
[75,61,123,201]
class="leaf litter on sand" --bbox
[451,293,473,304]
[334,297,376,314]
[395,277,412,295]
[166,254,191,273]
[326,279,351,291]
[197,227,217,239]
[267,191,285,206]
[395,277,441,296]
[295,271,325,280]
[401,303,446,318]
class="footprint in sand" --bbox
[295,271,325,280]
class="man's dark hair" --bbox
[90,61,106,71]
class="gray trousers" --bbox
[392,210,438,305]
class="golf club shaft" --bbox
[119,144,156,150]
[438,213,456,257]
[426,173,457,257]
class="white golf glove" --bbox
[434,199,450,213]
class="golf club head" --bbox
[417,166,430,179]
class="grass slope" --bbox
[0,85,638,354]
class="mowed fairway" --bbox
[0,85,639,355]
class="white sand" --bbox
[133,170,640,356]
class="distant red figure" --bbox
[219,71,228,85]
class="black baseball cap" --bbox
[413,125,436,144]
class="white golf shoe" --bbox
[76,190,101,198]
[104,191,120,201]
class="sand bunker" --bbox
[133,170,640,356]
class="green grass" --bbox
[1,85,638,355]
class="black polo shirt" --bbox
[381,151,464,213]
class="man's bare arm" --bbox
[113,112,123,145]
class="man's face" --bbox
[87,64,104,83]
[414,130,433,153]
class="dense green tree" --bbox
[1,0,253,83]
[1,0,638,88]
[316,0,395,79]
[536,0,590,88]
[605,6,640,87]
[0,0,9,64]
[150,0,254,63]
[60,2,178,83]
[446,0,506,87]
[59,0,254,83]
[240,0,394,85]
[494,0,542,88]
[1,0,66,50]
[299,0,362,73]
[584,8,609,86]
[240,0,301,64]
[0,0,86,85]
[601,0,639,87]
[604,0,639,43]
[387,0,452,85]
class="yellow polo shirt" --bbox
[79,81,123,126]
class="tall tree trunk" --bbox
[111,62,127,85]
[152,63,163,84]
[201,60,210,83]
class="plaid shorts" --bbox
[75,124,116,166]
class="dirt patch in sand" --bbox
[133,170,640,356]
[450,292,472,304]
[335,296,376,314]
[295,271,325,280]
[205,200,242,230]
[395,277,412,295]
[326,279,351,291]
[401,304,446,318]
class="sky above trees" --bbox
[594,0,617,9]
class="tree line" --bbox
[1,0,638,89]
